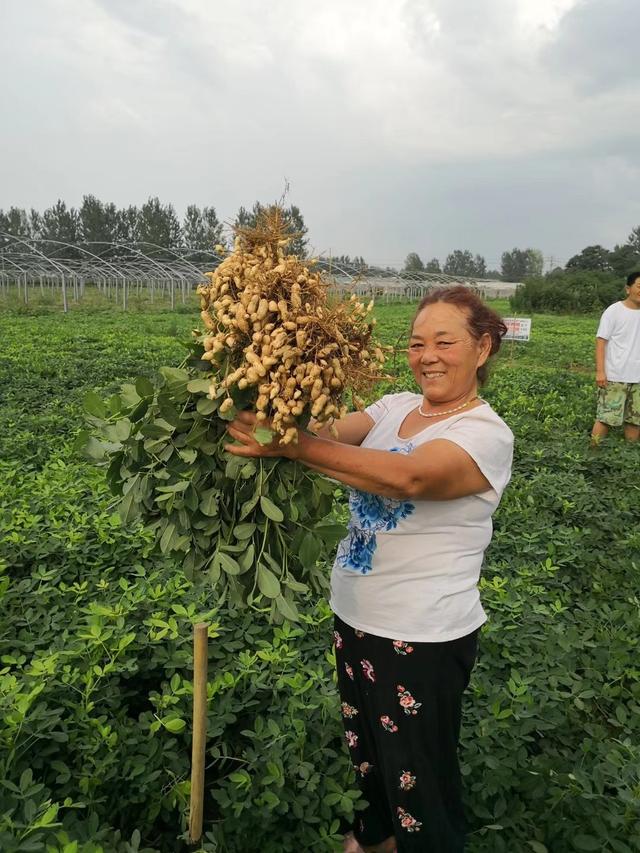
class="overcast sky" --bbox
[1,0,639,268]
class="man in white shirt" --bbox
[591,271,640,445]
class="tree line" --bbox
[402,227,640,281]
[0,197,308,259]
[3,195,640,280]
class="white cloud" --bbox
[1,0,639,263]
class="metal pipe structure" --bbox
[0,235,508,310]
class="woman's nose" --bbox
[420,346,439,363]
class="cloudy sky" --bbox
[1,0,639,268]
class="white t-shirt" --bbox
[329,392,514,643]
[596,301,640,383]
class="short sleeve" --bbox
[365,393,414,424]
[440,410,514,498]
[596,305,615,340]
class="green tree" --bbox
[138,197,182,254]
[444,249,486,277]
[566,245,612,272]
[183,205,206,248]
[609,243,640,278]
[403,252,425,272]
[202,206,225,250]
[501,247,543,281]
[627,225,640,254]
[473,254,487,278]
[40,200,80,257]
[116,205,141,244]
[29,209,43,239]
[425,258,441,273]
[79,195,118,245]
[0,208,31,249]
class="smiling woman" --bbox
[225,285,513,853]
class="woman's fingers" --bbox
[226,423,252,444]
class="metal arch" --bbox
[0,232,75,278]
[35,238,128,282]
[130,240,219,280]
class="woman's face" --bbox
[408,302,490,403]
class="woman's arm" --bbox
[225,413,491,501]
[310,411,374,445]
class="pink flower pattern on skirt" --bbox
[397,684,422,716]
[334,631,343,649]
[380,715,398,733]
[392,640,414,655]
[399,770,416,791]
[354,629,366,638]
[345,662,354,680]
[361,659,376,682]
[341,702,359,719]
[397,806,422,832]
[354,761,374,777]
[345,730,358,749]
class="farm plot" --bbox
[0,304,639,852]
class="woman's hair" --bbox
[412,285,507,384]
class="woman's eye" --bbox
[437,341,453,347]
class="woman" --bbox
[226,286,513,853]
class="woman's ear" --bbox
[477,333,492,367]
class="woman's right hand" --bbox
[596,372,607,389]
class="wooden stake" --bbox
[188,623,209,845]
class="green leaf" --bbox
[81,436,117,462]
[239,492,260,519]
[528,843,548,853]
[120,383,141,408]
[199,489,218,516]
[119,489,140,525]
[135,376,154,397]
[238,543,255,573]
[39,803,59,826]
[197,396,217,415]
[315,523,348,544]
[260,495,284,522]
[160,366,190,385]
[157,480,190,493]
[257,564,281,599]
[187,378,212,394]
[573,837,601,851]
[160,523,176,554]
[178,447,197,464]
[254,426,275,445]
[162,717,186,733]
[299,531,321,568]
[218,552,241,575]
[233,522,256,540]
[275,595,299,622]
[285,577,309,594]
[84,391,106,418]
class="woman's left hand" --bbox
[224,411,294,458]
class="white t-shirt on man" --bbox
[329,392,514,643]
[596,301,640,383]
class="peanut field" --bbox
[1,300,639,852]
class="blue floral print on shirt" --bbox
[335,445,415,574]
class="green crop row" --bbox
[0,304,638,852]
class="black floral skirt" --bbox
[334,615,478,852]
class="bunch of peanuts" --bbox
[196,210,385,444]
